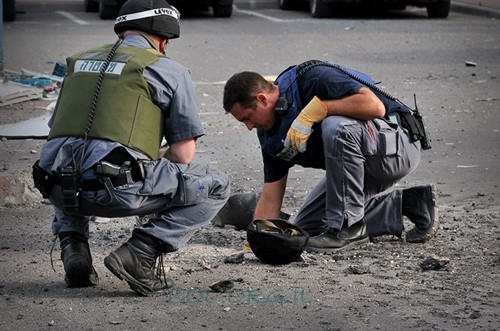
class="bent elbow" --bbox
[359,87,386,119]
[179,155,195,164]
[172,150,195,164]
[376,105,386,118]
[373,98,386,118]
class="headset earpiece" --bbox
[274,95,289,115]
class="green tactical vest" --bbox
[48,44,164,160]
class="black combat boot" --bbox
[104,232,174,296]
[403,184,439,243]
[59,232,98,288]
[306,219,369,253]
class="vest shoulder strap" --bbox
[275,65,302,112]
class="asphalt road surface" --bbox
[1,1,499,330]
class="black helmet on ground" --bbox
[247,219,309,265]
[114,0,181,39]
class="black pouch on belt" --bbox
[58,166,80,211]
[32,160,54,199]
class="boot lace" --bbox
[49,234,58,272]
[155,253,169,286]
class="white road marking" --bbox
[194,81,227,85]
[193,75,277,86]
[233,7,295,23]
[56,11,89,25]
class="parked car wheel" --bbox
[84,0,99,12]
[99,0,118,19]
[3,0,16,21]
[310,0,331,18]
[427,0,450,18]
[213,4,232,17]
[278,0,295,10]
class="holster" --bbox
[94,160,146,184]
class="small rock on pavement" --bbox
[345,265,370,275]
[209,280,234,293]
[224,252,245,264]
[420,255,450,271]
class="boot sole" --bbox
[64,259,98,288]
[406,184,439,243]
[104,253,172,297]
[305,236,370,254]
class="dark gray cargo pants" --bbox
[50,159,230,252]
[293,116,421,237]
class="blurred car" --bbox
[278,0,451,18]
[85,0,233,19]
[3,0,16,21]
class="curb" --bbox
[234,1,276,10]
[451,2,500,18]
